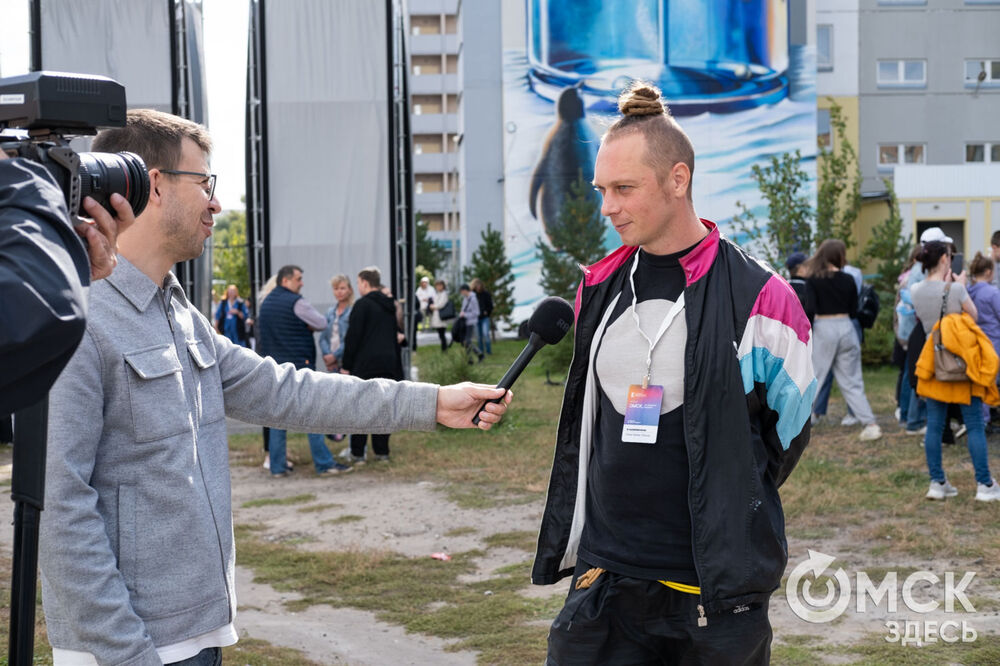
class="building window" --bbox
[413,134,443,154]
[817,25,833,71]
[412,95,442,115]
[421,213,445,232]
[817,109,832,150]
[415,174,444,193]
[412,55,441,76]
[444,14,458,34]
[877,0,926,4]
[445,54,458,74]
[878,143,926,168]
[411,15,440,35]
[877,60,926,87]
[964,59,1000,85]
[965,142,1000,163]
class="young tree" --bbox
[732,150,813,269]
[212,209,250,298]
[816,99,861,249]
[463,223,515,328]
[535,174,608,302]
[860,179,910,294]
[534,174,607,379]
[415,213,449,280]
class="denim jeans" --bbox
[924,397,992,486]
[906,386,926,429]
[268,428,335,474]
[477,317,492,355]
[167,647,221,666]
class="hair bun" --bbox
[618,83,665,117]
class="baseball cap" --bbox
[919,227,953,245]
[785,251,808,272]
[420,276,430,283]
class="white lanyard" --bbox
[628,251,685,388]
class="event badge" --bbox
[622,384,663,444]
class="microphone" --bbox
[472,296,574,425]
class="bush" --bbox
[538,330,574,381]
[861,289,895,366]
[417,346,491,386]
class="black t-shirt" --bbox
[578,243,698,584]
[808,271,858,316]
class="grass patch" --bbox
[482,531,537,552]
[234,526,552,664]
[445,526,478,537]
[241,493,316,509]
[321,514,364,525]
[222,637,323,665]
[297,502,344,513]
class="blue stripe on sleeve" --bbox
[740,347,817,450]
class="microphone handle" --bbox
[471,333,544,425]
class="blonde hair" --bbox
[329,274,355,305]
[602,81,695,198]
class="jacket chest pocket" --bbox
[186,339,225,425]
[124,345,189,442]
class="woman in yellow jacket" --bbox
[913,240,1000,502]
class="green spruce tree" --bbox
[534,174,607,378]
[463,223,515,328]
[536,174,608,302]
[415,213,448,279]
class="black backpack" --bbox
[856,284,880,329]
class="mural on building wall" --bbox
[502,0,817,322]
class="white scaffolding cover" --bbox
[39,0,174,111]
[263,0,390,313]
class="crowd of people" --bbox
[212,266,497,475]
[413,274,494,361]
[786,228,1000,502]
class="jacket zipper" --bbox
[680,286,708,626]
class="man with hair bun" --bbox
[533,82,815,664]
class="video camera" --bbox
[0,71,149,218]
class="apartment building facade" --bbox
[407,0,503,278]
[858,0,1000,253]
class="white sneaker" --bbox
[859,423,882,441]
[841,414,861,426]
[262,457,270,470]
[894,407,901,421]
[955,425,968,439]
[811,413,825,426]
[905,426,927,436]
[975,479,1000,502]
[926,480,958,500]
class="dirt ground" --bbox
[3,415,998,663]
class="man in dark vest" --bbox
[259,264,351,476]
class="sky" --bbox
[0,0,250,210]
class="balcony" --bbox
[412,151,458,173]
[409,73,460,95]
[410,113,459,134]
[410,33,460,56]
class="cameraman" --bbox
[0,151,134,416]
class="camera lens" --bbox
[77,151,150,219]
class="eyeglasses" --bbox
[160,169,217,200]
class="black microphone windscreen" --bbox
[528,297,574,345]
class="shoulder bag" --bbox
[932,283,967,382]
